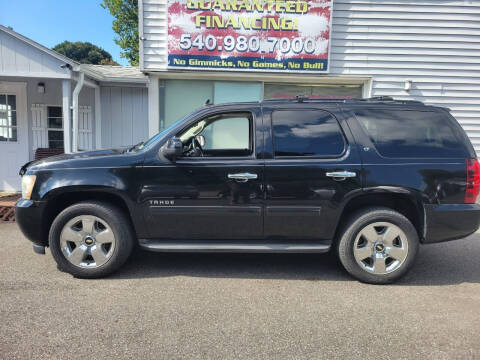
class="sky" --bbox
[0,0,129,65]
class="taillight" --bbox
[465,158,480,204]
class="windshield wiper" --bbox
[126,141,144,152]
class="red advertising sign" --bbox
[167,0,333,72]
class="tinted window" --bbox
[272,110,345,157]
[354,109,466,158]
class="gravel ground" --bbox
[1,222,480,359]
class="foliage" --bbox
[99,57,120,65]
[101,0,139,66]
[53,41,119,65]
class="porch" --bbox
[0,193,19,222]
[0,25,149,191]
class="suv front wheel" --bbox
[49,201,134,278]
[337,207,419,284]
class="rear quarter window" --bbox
[353,109,467,158]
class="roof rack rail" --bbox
[358,96,394,101]
[263,96,425,105]
[350,96,424,105]
[295,95,308,102]
[263,97,349,103]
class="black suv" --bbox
[15,97,480,284]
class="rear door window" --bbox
[272,110,345,157]
[353,109,466,158]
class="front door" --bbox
[0,82,28,191]
[263,106,362,240]
[142,107,264,240]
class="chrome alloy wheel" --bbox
[60,215,116,268]
[353,222,409,275]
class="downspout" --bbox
[72,72,84,153]
[83,78,102,150]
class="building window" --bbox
[264,83,363,100]
[0,94,17,142]
[47,106,64,149]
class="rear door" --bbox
[263,105,362,240]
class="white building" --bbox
[2,1,480,190]
[0,25,150,191]
[139,0,480,154]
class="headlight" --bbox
[21,175,36,200]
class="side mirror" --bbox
[160,137,183,161]
[195,135,205,147]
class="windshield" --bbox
[134,114,190,151]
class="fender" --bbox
[32,166,148,239]
[331,186,427,241]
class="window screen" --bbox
[272,110,345,157]
[354,109,466,158]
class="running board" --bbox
[138,240,331,253]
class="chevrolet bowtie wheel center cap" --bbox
[375,244,384,252]
[84,236,95,246]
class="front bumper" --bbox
[424,203,480,243]
[15,199,48,247]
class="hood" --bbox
[21,147,133,174]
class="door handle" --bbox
[228,173,258,182]
[326,171,356,181]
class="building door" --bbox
[0,82,28,191]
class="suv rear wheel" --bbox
[337,207,419,284]
[49,201,134,278]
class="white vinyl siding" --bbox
[140,0,168,70]
[0,31,71,78]
[330,0,480,154]
[140,0,480,154]
[100,86,149,148]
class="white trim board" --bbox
[146,71,372,85]
[0,81,29,191]
[0,71,72,79]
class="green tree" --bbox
[53,41,119,65]
[101,0,139,66]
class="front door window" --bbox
[178,112,253,158]
[0,94,17,142]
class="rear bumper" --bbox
[15,199,48,247]
[424,203,480,243]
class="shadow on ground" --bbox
[110,237,480,286]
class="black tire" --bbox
[337,207,419,284]
[49,201,134,278]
